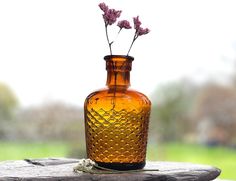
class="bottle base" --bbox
[96,161,146,171]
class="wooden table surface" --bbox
[0,158,221,181]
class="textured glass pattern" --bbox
[85,108,150,163]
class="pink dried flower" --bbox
[133,16,141,30]
[137,27,150,36]
[98,3,150,55]
[117,20,132,29]
[133,16,150,37]
[103,9,122,25]
[98,2,108,13]
[127,16,150,55]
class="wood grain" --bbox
[0,158,221,181]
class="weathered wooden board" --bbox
[0,158,221,181]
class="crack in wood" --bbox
[24,159,45,166]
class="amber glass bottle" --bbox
[84,55,151,170]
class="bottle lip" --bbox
[104,55,134,61]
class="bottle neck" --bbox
[104,55,134,89]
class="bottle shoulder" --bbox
[84,88,108,100]
[84,87,151,108]
[127,88,151,103]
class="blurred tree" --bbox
[0,82,18,139]
[13,101,86,158]
[194,83,236,146]
[0,82,18,120]
[150,80,197,142]
[14,102,84,141]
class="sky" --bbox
[1,0,236,107]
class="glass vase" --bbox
[84,55,151,170]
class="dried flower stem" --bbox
[127,33,138,56]
[110,28,122,48]
[105,24,113,55]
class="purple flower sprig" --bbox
[99,2,121,26]
[127,16,150,55]
[117,20,132,30]
[99,2,150,56]
[99,2,121,55]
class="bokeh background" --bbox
[1,0,236,180]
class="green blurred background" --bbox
[1,79,236,180]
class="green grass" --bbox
[0,141,235,180]
[147,142,236,180]
[0,141,70,160]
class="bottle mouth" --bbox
[105,55,133,72]
[104,55,134,62]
